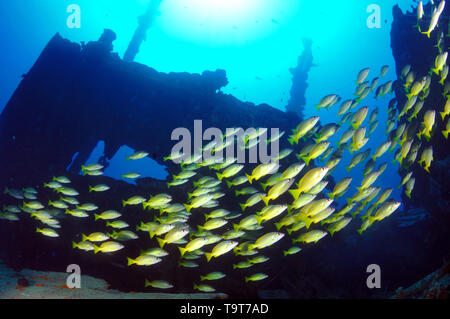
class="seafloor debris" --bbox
[394,262,450,299]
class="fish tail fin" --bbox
[216,172,223,181]
[406,93,412,100]
[287,228,293,236]
[127,258,134,266]
[72,241,77,249]
[205,253,213,262]
[261,196,270,206]
[424,166,430,173]
[275,222,282,231]
[443,130,449,139]
[300,156,310,166]
[183,204,192,213]
[149,231,155,239]
[81,234,88,242]
[289,189,301,200]
[346,166,351,173]
[256,216,263,226]
[233,224,240,232]
[226,181,232,188]
[440,112,446,121]
[327,192,335,199]
[283,250,288,257]
[144,279,151,288]
[239,203,246,212]
[122,200,126,207]
[157,238,165,248]
[357,229,363,235]
[261,183,267,191]
[356,186,363,193]
[246,174,253,184]
[178,247,186,257]
[93,245,100,254]
[94,214,100,221]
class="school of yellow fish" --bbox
[0,1,448,293]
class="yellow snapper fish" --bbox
[328,177,352,199]
[351,106,369,129]
[421,3,443,38]
[256,204,288,225]
[65,209,89,218]
[440,97,450,120]
[439,64,448,85]
[289,166,329,200]
[300,207,335,229]
[126,150,149,161]
[338,99,353,115]
[145,279,173,289]
[200,272,226,281]
[149,224,176,239]
[380,65,389,77]
[157,228,189,248]
[347,187,377,205]
[408,100,424,122]
[356,68,370,84]
[245,273,268,283]
[184,194,215,213]
[36,228,59,238]
[127,255,161,267]
[248,232,285,250]
[296,198,334,220]
[396,139,413,165]
[406,77,427,100]
[93,241,124,254]
[372,141,391,161]
[327,216,352,236]
[346,152,365,172]
[314,124,340,143]
[300,141,330,166]
[338,127,355,147]
[417,110,435,141]
[240,193,264,211]
[178,237,210,257]
[94,210,121,221]
[293,230,328,244]
[226,175,249,188]
[349,127,368,153]
[368,201,401,223]
[431,51,448,75]
[204,240,239,262]
[121,172,141,179]
[443,118,450,139]
[260,178,295,206]
[418,146,433,173]
[287,193,317,213]
[315,94,338,110]
[281,163,305,180]
[122,196,146,207]
[198,218,228,231]
[81,163,104,174]
[72,241,95,251]
[288,116,320,145]
[245,162,279,184]
[216,164,244,181]
[405,178,415,198]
